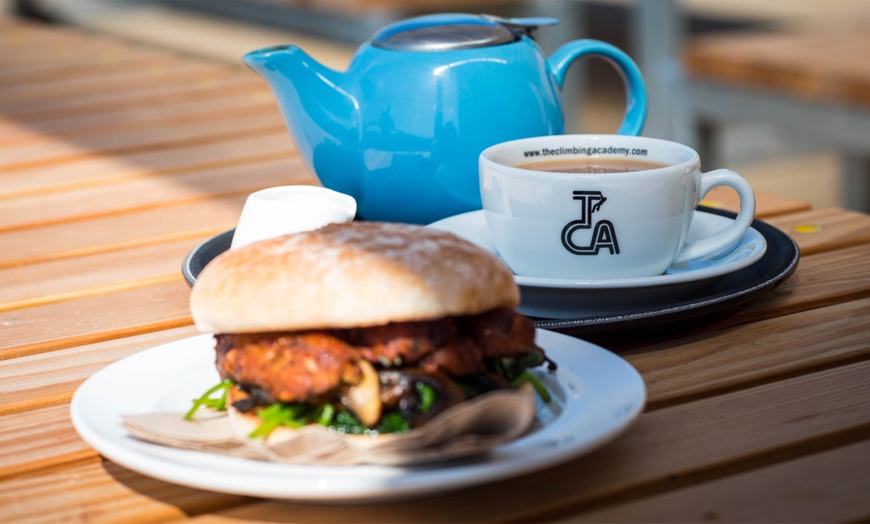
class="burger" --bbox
[186,221,555,441]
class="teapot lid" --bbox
[372,13,557,52]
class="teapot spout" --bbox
[243,45,359,158]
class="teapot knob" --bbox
[481,15,559,39]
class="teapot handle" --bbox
[547,40,647,136]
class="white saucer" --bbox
[427,210,766,318]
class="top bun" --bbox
[190,222,519,333]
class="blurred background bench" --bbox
[679,20,870,212]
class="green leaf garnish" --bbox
[314,403,335,426]
[248,404,413,438]
[332,410,367,434]
[376,412,410,434]
[511,370,552,403]
[249,402,308,438]
[184,379,234,420]
[416,381,435,413]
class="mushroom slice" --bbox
[379,369,466,427]
[342,360,382,428]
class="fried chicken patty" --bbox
[335,317,457,367]
[214,307,539,405]
[215,332,362,404]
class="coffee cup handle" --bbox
[673,169,757,263]
[547,40,647,136]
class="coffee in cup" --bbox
[479,135,756,279]
[515,158,667,174]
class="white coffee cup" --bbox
[230,186,357,250]
[479,135,756,279]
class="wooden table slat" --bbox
[0,460,251,524]
[0,326,199,417]
[0,52,181,91]
[0,19,93,43]
[1,156,311,232]
[566,439,870,523]
[0,237,207,309]
[702,186,812,218]
[0,405,102,480]
[4,74,264,123]
[0,45,178,85]
[0,195,248,267]
[0,112,285,172]
[2,64,243,118]
[0,34,148,66]
[0,133,293,199]
[765,206,870,255]
[0,281,193,360]
[0,61,233,108]
[0,88,277,144]
[625,297,870,409]
[721,241,870,327]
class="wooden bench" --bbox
[679,21,870,212]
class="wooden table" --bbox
[3,15,870,523]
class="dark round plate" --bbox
[181,208,799,342]
[182,229,235,287]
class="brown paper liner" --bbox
[123,385,537,466]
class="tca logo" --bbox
[560,191,620,255]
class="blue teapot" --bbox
[244,13,647,224]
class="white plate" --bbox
[428,210,767,318]
[70,331,645,502]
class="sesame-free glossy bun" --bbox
[190,222,519,333]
